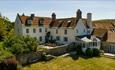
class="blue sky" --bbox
[0,0,115,21]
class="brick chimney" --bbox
[52,12,56,21]
[76,9,82,19]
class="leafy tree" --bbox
[3,35,38,55]
[0,16,14,41]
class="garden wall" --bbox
[16,51,42,65]
[45,44,69,56]
[17,44,70,65]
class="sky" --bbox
[0,0,115,21]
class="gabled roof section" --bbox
[50,17,88,28]
[18,14,52,26]
[93,21,115,29]
[18,14,89,28]
[91,29,107,38]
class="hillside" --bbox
[93,19,115,23]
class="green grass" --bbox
[0,42,13,61]
[22,56,115,70]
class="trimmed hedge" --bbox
[85,48,93,57]
[92,48,100,56]
[85,48,100,57]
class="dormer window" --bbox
[39,18,44,26]
[28,20,32,25]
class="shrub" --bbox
[41,52,55,61]
[92,48,100,56]
[41,52,47,60]
[67,46,77,52]
[3,35,38,55]
[76,45,83,55]
[85,48,93,57]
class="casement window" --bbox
[76,29,78,33]
[39,36,42,41]
[64,29,67,34]
[28,20,32,25]
[64,37,68,42]
[33,28,36,33]
[56,36,60,41]
[84,29,85,32]
[39,28,42,32]
[87,30,90,34]
[26,29,29,33]
[45,28,47,32]
[56,29,58,34]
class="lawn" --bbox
[22,55,115,70]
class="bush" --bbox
[76,45,83,55]
[85,48,93,57]
[3,35,38,55]
[41,52,55,61]
[92,48,100,56]
[67,46,77,52]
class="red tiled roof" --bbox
[19,15,88,28]
[50,17,88,28]
[107,31,115,42]
[19,15,52,26]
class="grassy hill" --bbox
[23,56,115,70]
[93,19,115,23]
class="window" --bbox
[56,36,60,41]
[26,29,29,33]
[28,20,32,25]
[56,29,58,34]
[45,28,47,32]
[64,29,67,34]
[93,42,97,46]
[39,28,42,32]
[39,36,42,41]
[64,37,68,42]
[33,28,36,33]
[84,29,85,32]
[87,30,90,34]
[76,29,78,33]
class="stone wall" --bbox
[17,44,70,65]
[45,44,69,56]
[17,51,42,65]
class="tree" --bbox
[3,35,38,55]
[0,16,14,41]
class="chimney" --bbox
[76,9,82,19]
[52,12,56,21]
[87,13,92,28]
[30,14,35,20]
[22,13,25,16]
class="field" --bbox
[23,55,115,70]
